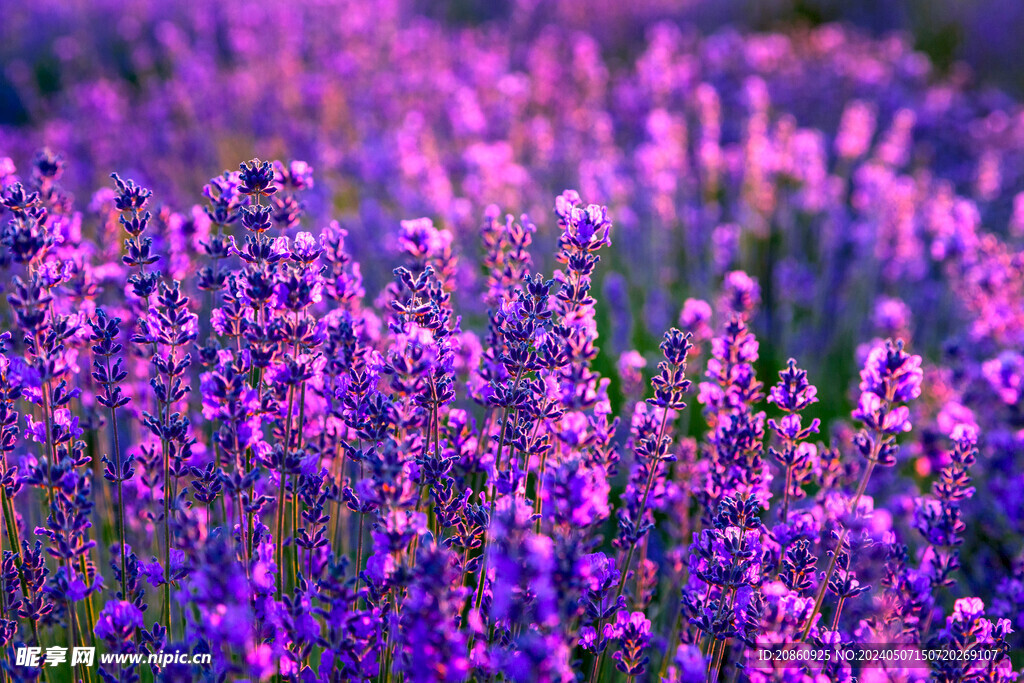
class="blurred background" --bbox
[422,0,1024,93]
[5,0,1024,126]
[2,0,1022,409]
[3,0,1023,180]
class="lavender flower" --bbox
[0,10,1021,676]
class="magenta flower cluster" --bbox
[0,151,1015,682]
[0,2,1023,682]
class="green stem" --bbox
[161,342,179,639]
[352,515,364,609]
[276,387,294,599]
[163,432,171,633]
[292,377,307,582]
[0,484,47,673]
[591,406,672,683]
[108,405,128,600]
[659,611,682,680]
[798,458,876,641]
[781,464,793,525]
[831,597,846,633]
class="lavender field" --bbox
[0,1,1022,681]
